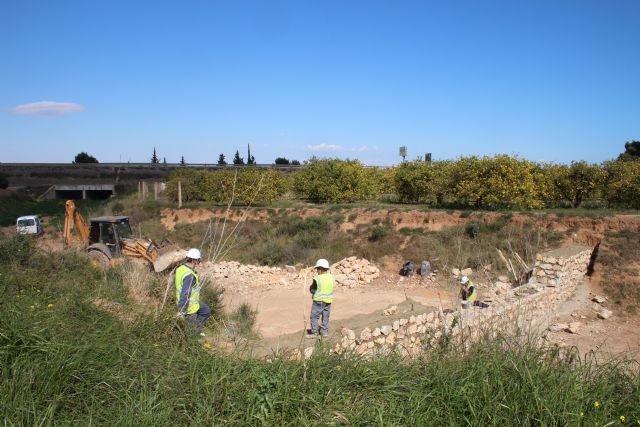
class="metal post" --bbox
[178,180,182,208]
[154,181,158,201]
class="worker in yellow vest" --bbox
[460,276,489,308]
[175,248,211,335]
[306,258,335,338]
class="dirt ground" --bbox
[221,272,456,340]
[542,269,640,361]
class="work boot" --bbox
[306,329,319,339]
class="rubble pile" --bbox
[199,257,381,292]
[329,256,380,288]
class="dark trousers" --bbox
[185,302,211,335]
[310,301,331,335]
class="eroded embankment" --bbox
[160,207,640,246]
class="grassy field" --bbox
[1,234,639,425]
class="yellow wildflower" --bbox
[47,303,54,308]
[619,415,625,422]
[203,342,212,350]
[594,401,600,409]
[579,412,584,417]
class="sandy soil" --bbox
[222,274,456,340]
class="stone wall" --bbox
[307,246,593,359]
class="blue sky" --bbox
[1,0,638,165]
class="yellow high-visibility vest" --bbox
[313,272,335,304]
[465,282,477,303]
[175,264,201,314]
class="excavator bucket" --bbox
[153,248,187,273]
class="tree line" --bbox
[73,145,301,166]
[164,141,640,209]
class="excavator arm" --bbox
[63,200,90,248]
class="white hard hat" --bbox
[186,248,202,260]
[460,276,469,284]
[314,258,330,269]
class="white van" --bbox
[16,215,43,236]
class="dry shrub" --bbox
[120,261,158,307]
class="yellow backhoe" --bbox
[63,200,185,272]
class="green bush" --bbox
[165,168,291,205]
[293,158,380,203]
[368,225,390,242]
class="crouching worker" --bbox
[176,248,211,336]
[306,258,335,338]
[459,276,489,308]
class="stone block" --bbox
[341,328,356,340]
[386,332,396,346]
[380,325,393,336]
[598,309,613,319]
[360,327,372,341]
[566,322,582,334]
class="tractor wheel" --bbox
[88,250,110,271]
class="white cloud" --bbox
[306,143,342,152]
[351,146,378,152]
[9,101,85,117]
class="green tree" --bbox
[217,154,227,165]
[293,158,379,203]
[73,152,98,163]
[164,168,290,205]
[451,155,544,209]
[151,148,159,164]
[275,157,290,165]
[233,150,244,165]
[393,160,455,206]
[163,157,167,165]
[618,140,640,160]
[603,160,640,208]
[291,160,301,165]
[180,156,186,166]
[545,161,604,208]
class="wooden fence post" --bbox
[178,181,182,208]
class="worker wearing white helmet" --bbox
[306,258,336,338]
[459,275,489,308]
[459,275,477,309]
[175,248,211,335]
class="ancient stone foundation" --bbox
[304,246,593,359]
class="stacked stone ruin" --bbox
[299,246,594,360]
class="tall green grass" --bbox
[1,234,639,425]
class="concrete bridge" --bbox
[0,162,300,199]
